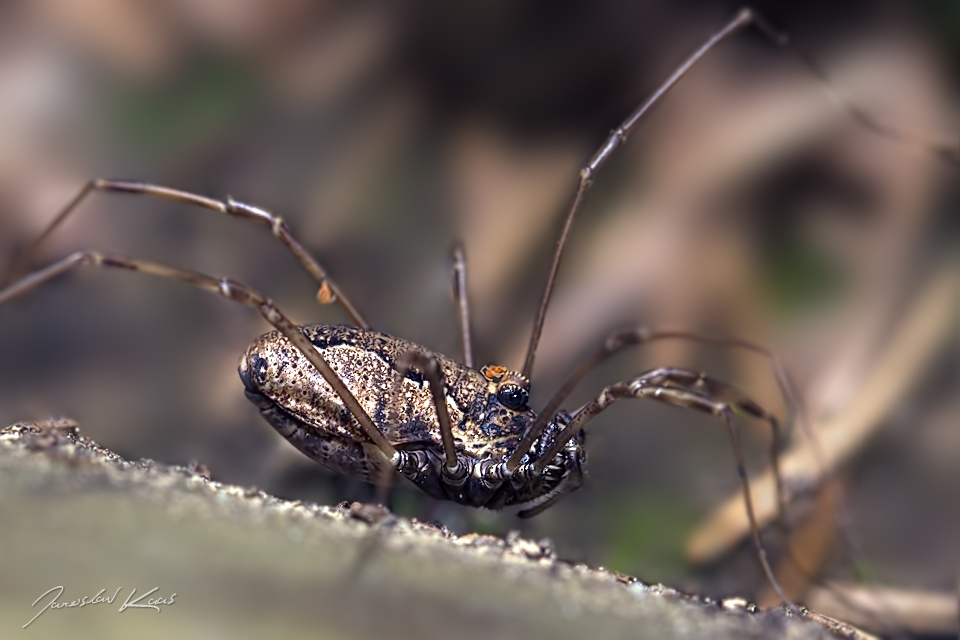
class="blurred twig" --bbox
[687,261,958,563]
[756,481,840,609]
[806,583,959,636]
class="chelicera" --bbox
[3,8,953,612]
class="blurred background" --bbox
[0,0,957,635]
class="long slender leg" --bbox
[508,326,798,472]
[0,251,394,457]
[449,243,474,369]
[531,372,797,612]
[508,328,795,582]
[529,364,788,526]
[519,7,960,380]
[394,350,465,478]
[350,349,470,588]
[640,367,787,526]
[5,179,370,328]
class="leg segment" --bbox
[394,350,466,479]
[5,179,369,328]
[532,371,797,612]
[449,243,474,369]
[519,7,960,380]
[516,466,583,519]
[508,326,798,472]
[639,367,788,525]
[0,251,394,457]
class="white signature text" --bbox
[24,586,176,628]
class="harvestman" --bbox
[2,8,956,612]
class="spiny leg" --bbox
[532,373,798,612]
[391,244,474,481]
[0,250,395,458]
[508,326,799,473]
[351,348,469,587]
[520,7,960,380]
[449,243,474,369]
[5,179,369,328]
[649,367,882,614]
[507,328,795,589]
[639,367,788,528]
[531,363,789,522]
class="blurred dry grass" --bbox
[0,1,957,635]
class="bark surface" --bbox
[0,421,866,640]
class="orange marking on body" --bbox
[481,365,508,381]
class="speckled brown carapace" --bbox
[240,325,536,482]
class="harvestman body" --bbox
[3,9,955,612]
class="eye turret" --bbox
[481,365,531,411]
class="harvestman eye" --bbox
[1,7,954,619]
[496,384,528,411]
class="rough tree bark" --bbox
[0,421,868,640]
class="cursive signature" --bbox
[24,586,176,628]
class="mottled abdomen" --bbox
[242,384,389,482]
[238,325,530,482]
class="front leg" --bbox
[394,350,468,482]
[634,366,788,526]
[533,368,798,613]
